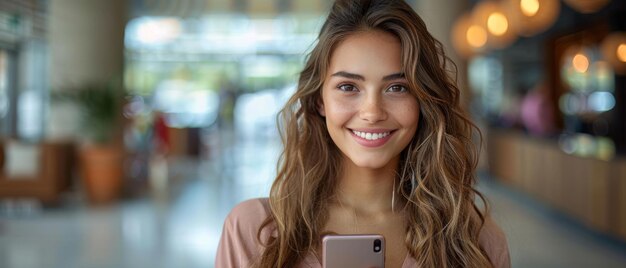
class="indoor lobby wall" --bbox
[49,0,126,89]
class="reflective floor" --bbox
[1,130,626,268]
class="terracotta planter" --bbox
[80,145,124,204]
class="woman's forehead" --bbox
[326,30,403,81]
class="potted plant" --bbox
[57,80,126,204]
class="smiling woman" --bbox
[216,1,510,267]
[320,30,419,171]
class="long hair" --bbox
[255,0,492,267]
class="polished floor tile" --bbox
[480,178,626,267]
[1,130,625,268]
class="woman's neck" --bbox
[334,156,400,215]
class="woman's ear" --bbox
[317,98,326,117]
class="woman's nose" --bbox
[358,95,387,123]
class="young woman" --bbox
[216,0,510,267]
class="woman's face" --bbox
[319,30,420,169]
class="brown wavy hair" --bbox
[255,0,492,267]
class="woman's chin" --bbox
[348,157,393,170]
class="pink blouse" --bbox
[216,198,511,268]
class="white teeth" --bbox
[352,130,391,141]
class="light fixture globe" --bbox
[507,0,560,37]
[452,13,488,58]
[601,32,626,74]
[473,1,518,49]
[563,0,610,14]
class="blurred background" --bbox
[0,0,625,267]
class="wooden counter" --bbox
[487,128,626,241]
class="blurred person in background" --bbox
[217,0,510,267]
[152,110,170,155]
[149,110,170,198]
[521,81,556,137]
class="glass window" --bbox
[0,49,15,137]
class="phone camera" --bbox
[373,239,382,252]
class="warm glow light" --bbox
[573,53,589,73]
[521,0,540,17]
[509,0,560,37]
[601,32,626,74]
[617,44,626,63]
[452,13,484,58]
[467,25,487,48]
[563,0,610,14]
[474,2,517,48]
[487,12,509,36]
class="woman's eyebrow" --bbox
[330,71,405,81]
[382,73,405,81]
[331,71,365,81]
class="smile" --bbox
[349,129,395,148]
[351,130,391,140]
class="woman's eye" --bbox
[387,85,407,93]
[337,84,357,92]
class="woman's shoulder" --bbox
[216,198,273,267]
[479,217,511,268]
[224,198,272,232]
[227,198,271,220]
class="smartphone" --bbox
[322,234,385,268]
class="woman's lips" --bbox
[349,128,395,148]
